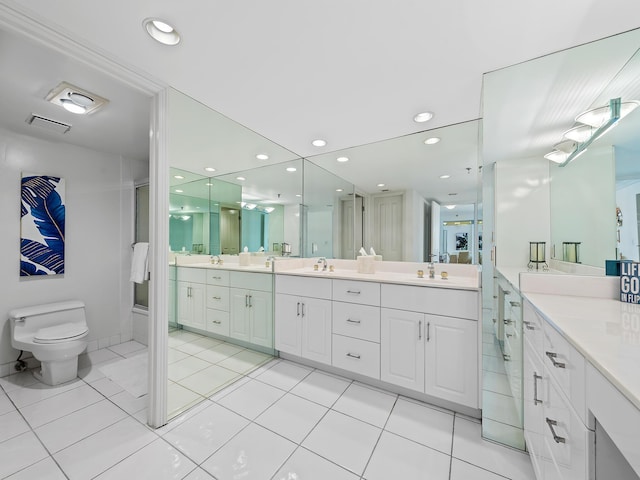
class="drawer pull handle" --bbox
[346,353,361,359]
[504,319,513,325]
[506,333,513,338]
[533,373,542,405]
[503,290,511,295]
[212,296,222,300]
[346,290,361,295]
[419,320,422,340]
[545,418,566,444]
[503,354,511,361]
[212,276,222,280]
[297,302,301,317]
[493,295,498,299]
[545,351,566,369]
[212,320,222,325]
[427,322,431,342]
[523,321,535,330]
[346,318,361,324]
[509,301,521,307]
[301,303,305,317]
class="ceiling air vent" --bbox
[26,114,71,134]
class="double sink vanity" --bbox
[171,254,482,413]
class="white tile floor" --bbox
[0,344,536,480]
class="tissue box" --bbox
[239,252,251,266]
[357,256,376,274]
[373,255,383,261]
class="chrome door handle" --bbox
[346,318,361,324]
[245,294,248,307]
[248,295,252,308]
[504,319,513,325]
[346,353,361,359]
[419,320,422,340]
[510,301,521,307]
[545,351,566,368]
[545,418,566,444]
[296,302,300,317]
[533,373,542,405]
[301,302,305,317]
[523,321,535,330]
[503,354,511,361]
[426,322,431,342]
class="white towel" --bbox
[130,242,149,284]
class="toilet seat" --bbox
[33,322,89,344]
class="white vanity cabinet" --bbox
[275,275,332,364]
[205,269,230,336]
[229,271,273,348]
[176,267,207,330]
[379,284,479,409]
[523,298,593,480]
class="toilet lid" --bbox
[33,322,88,344]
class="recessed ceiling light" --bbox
[413,112,433,123]
[60,99,86,115]
[236,176,246,181]
[446,205,456,210]
[143,18,181,46]
[46,82,108,115]
[286,167,297,172]
[337,157,349,163]
[256,154,269,160]
[424,137,441,145]
[174,175,184,179]
[204,167,216,172]
[175,189,183,193]
[336,188,343,192]
[439,174,450,179]
[377,183,385,187]
[312,139,327,147]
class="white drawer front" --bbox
[543,375,591,480]
[523,299,544,354]
[332,302,380,342]
[381,284,478,320]
[230,271,273,292]
[332,334,380,379]
[543,322,586,423]
[206,308,230,337]
[206,285,229,311]
[177,267,207,284]
[276,275,332,299]
[332,280,380,306]
[206,269,230,286]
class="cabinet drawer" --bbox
[230,271,273,292]
[523,299,544,354]
[206,269,230,286]
[332,302,380,342]
[543,375,592,480]
[381,284,478,320]
[333,279,380,306]
[176,267,206,284]
[206,308,230,337]
[332,334,380,379]
[206,285,229,311]
[543,322,586,423]
[276,275,331,299]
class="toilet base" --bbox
[34,357,79,385]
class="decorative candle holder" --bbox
[562,242,581,263]
[528,241,549,271]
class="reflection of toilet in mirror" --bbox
[9,300,89,385]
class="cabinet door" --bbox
[301,297,332,365]
[380,308,425,391]
[189,282,207,330]
[229,288,250,342]
[176,281,192,326]
[275,294,302,356]
[523,343,545,480]
[169,279,176,325]
[424,314,478,408]
[248,289,273,348]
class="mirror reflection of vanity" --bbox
[482,27,640,451]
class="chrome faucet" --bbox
[428,254,437,278]
[318,257,327,271]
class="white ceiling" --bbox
[1,1,640,200]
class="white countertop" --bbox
[276,267,480,290]
[524,292,640,411]
[176,262,273,274]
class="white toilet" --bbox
[9,300,89,385]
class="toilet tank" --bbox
[9,300,86,341]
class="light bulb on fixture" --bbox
[562,124,594,143]
[575,100,640,128]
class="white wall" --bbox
[283,204,300,256]
[403,189,426,262]
[0,127,147,367]
[495,156,550,267]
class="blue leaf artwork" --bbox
[20,175,65,276]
